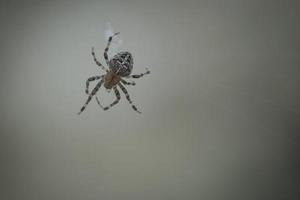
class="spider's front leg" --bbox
[126,68,150,79]
[96,86,121,111]
[118,83,141,113]
[85,75,103,94]
[104,32,120,66]
[78,79,104,115]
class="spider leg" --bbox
[78,79,104,115]
[126,68,150,79]
[118,83,141,113]
[121,79,136,86]
[96,86,121,111]
[92,47,108,72]
[85,75,103,94]
[104,32,120,66]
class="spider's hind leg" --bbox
[126,68,150,79]
[96,86,121,111]
[121,79,136,86]
[118,83,141,114]
[92,47,108,72]
[104,32,120,66]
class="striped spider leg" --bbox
[104,32,120,66]
[118,82,141,113]
[96,86,121,111]
[78,79,104,115]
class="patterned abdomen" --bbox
[109,52,133,77]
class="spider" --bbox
[78,32,150,115]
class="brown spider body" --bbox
[78,32,150,115]
[104,71,121,89]
[109,52,133,76]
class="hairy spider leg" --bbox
[78,79,104,115]
[104,32,120,66]
[121,79,136,86]
[118,83,141,113]
[92,47,108,72]
[126,68,150,79]
[96,86,121,111]
[85,75,103,94]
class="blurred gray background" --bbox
[1,0,300,199]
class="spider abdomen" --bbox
[109,52,133,77]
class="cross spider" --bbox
[78,32,150,115]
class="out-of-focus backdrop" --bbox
[1,0,299,199]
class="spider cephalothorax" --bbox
[78,32,150,114]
